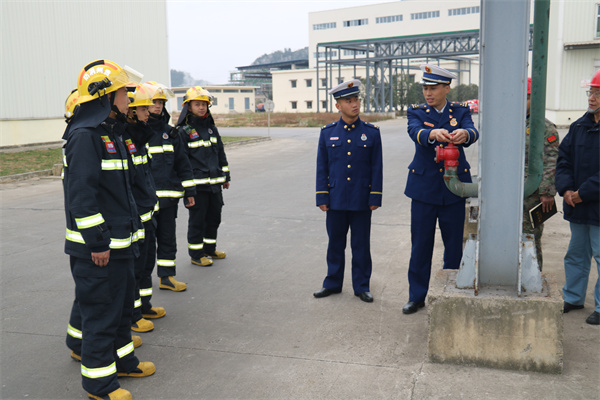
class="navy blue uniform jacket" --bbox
[316,117,383,211]
[555,111,600,226]
[405,101,478,205]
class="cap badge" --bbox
[347,82,354,88]
[425,66,432,73]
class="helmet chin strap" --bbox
[109,92,128,122]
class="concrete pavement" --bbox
[1,118,598,399]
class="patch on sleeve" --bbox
[424,122,434,127]
[547,134,557,143]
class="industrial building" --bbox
[1,1,170,147]
[172,86,260,115]
[272,0,600,126]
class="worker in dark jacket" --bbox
[125,83,165,332]
[63,59,154,400]
[146,82,196,292]
[556,69,600,326]
[403,64,478,315]
[313,79,383,303]
[177,86,230,267]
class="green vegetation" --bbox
[0,148,62,176]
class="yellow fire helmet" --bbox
[77,59,143,104]
[128,83,157,108]
[64,89,80,121]
[183,86,212,106]
[145,81,175,102]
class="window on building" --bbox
[291,80,297,88]
[321,101,327,109]
[291,101,297,110]
[343,18,368,27]
[245,97,250,110]
[410,11,440,20]
[338,77,344,84]
[321,78,327,87]
[596,4,600,38]
[306,79,312,88]
[448,6,480,16]
[306,101,313,109]
[314,50,338,59]
[376,15,403,24]
[313,22,336,30]
[212,97,218,106]
[228,98,234,110]
[343,49,367,56]
[240,89,253,93]
[177,96,184,110]
[211,89,222,93]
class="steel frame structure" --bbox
[316,29,533,112]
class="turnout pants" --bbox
[188,190,223,259]
[132,220,156,322]
[155,204,179,278]
[407,199,465,303]
[322,209,372,294]
[67,256,139,396]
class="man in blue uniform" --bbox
[403,64,479,314]
[313,79,383,303]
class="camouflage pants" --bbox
[523,195,544,271]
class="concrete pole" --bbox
[478,0,530,286]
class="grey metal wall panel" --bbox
[1,0,169,120]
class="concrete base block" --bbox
[428,270,564,374]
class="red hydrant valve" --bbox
[435,143,459,169]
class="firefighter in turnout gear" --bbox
[64,87,143,365]
[62,60,155,400]
[177,86,231,267]
[146,81,196,291]
[125,83,165,332]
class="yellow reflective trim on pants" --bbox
[116,342,134,359]
[157,259,175,267]
[101,159,128,170]
[134,297,142,308]
[203,238,217,244]
[140,287,152,297]
[75,213,105,229]
[67,324,82,339]
[156,190,184,198]
[188,242,204,250]
[81,362,116,379]
[222,165,230,172]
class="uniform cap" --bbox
[329,79,361,99]
[419,64,457,86]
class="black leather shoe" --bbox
[585,311,599,325]
[355,291,373,303]
[563,301,584,313]
[402,301,425,314]
[313,287,341,298]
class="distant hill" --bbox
[252,47,308,65]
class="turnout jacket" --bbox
[63,118,141,259]
[405,101,478,205]
[147,116,196,209]
[555,111,600,226]
[316,117,383,210]
[178,113,230,193]
[125,122,158,226]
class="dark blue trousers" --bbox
[68,256,139,396]
[187,191,223,259]
[408,199,465,303]
[133,220,156,321]
[323,209,372,294]
[155,204,178,278]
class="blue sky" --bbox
[167,0,399,84]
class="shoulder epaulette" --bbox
[451,101,469,108]
[322,121,337,130]
[411,103,427,109]
[364,122,380,130]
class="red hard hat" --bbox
[590,69,600,88]
[527,77,532,94]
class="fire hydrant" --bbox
[435,142,459,169]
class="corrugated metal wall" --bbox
[1,0,169,120]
